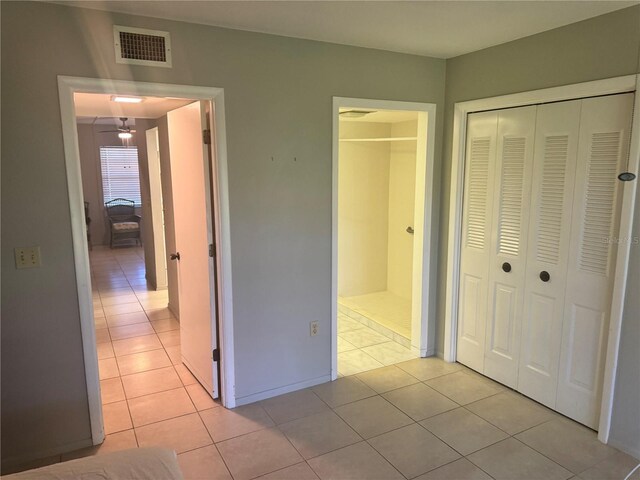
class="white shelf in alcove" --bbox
[339,136,417,142]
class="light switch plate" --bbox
[15,247,42,269]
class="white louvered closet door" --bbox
[517,100,582,408]
[483,106,536,388]
[457,111,498,372]
[556,93,633,429]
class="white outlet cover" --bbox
[15,246,41,269]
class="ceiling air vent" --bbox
[114,26,172,68]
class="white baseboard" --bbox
[168,302,179,320]
[234,374,332,407]
[608,438,640,461]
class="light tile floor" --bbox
[14,246,640,479]
[338,313,416,376]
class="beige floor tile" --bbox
[356,365,420,393]
[338,350,384,376]
[186,383,218,411]
[421,407,509,455]
[61,430,138,461]
[257,462,319,479]
[200,403,275,442]
[311,377,376,408]
[97,342,115,360]
[279,410,361,459]
[337,337,358,353]
[339,328,391,348]
[175,364,198,386]
[260,389,329,424]
[101,377,125,404]
[109,322,155,341]
[151,318,180,333]
[98,357,120,380]
[100,294,139,306]
[382,382,459,421]
[99,287,135,298]
[578,451,640,480]
[141,299,169,310]
[136,412,212,453]
[93,307,106,319]
[414,458,493,480]
[425,371,503,405]
[396,357,463,381]
[95,328,111,344]
[116,348,172,376]
[106,311,150,328]
[178,444,232,480]
[360,342,416,366]
[103,401,133,434]
[369,423,460,478]
[94,316,108,329]
[165,345,182,365]
[466,391,556,435]
[96,280,130,289]
[217,428,302,480]
[158,329,181,347]
[334,396,412,439]
[128,387,195,426]
[146,308,175,321]
[121,366,183,399]
[467,438,572,480]
[104,302,144,316]
[112,334,162,357]
[308,441,404,480]
[337,316,364,334]
[515,418,617,474]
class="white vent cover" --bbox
[114,26,172,68]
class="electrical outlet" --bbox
[15,247,42,269]
[310,321,319,337]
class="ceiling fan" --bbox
[100,117,136,138]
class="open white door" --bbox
[145,127,168,290]
[167,101,219,399]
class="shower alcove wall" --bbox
[337,114,419,347]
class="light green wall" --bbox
[0,1,445,465]
[441,5,640,456]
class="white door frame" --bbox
[145,127,168,290]
[57,76,237,446]
[331,97,438,380]
[443,74,640,444]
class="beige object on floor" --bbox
[5,448,183,480]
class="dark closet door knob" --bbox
[170,252,180,261]
[540,271,550,282]
[502,262,512,273]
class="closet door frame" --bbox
[444,74,640,444]
[331,97,438,378]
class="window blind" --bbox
[100,146,142,206]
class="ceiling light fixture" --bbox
[118,132,133,139]
[111,95,144,104]
[339,110,375,118]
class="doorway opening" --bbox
[331,98,437,379]
[58,77,235,446]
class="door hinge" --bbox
[209,243,215,258]
[203,129,212,145]
[212,348,220,362]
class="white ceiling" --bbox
[54,1,637,58]
[74,92,194,119]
